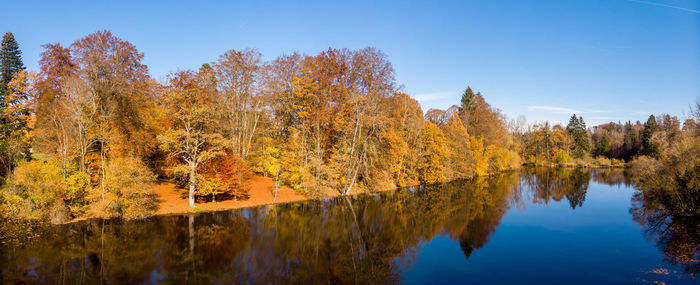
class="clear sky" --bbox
[3,0,699,125]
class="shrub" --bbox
[488,147,511,173]
[593,157,612,167]
[554,150,572,164]
[90,156,157,220]
[65,171,90,215]
[0,159,71,223]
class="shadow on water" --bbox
[0,167,697,284]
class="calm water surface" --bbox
[1,168,697,284]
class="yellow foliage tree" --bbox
[469,136,493,177]
[419,122,446,184]
[441,115,474,180]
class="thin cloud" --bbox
[627,0,700,14]
[587,110,614,114]
[527,105,616,116]
[528,106,581,114]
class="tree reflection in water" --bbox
[631,190,699,279]
[0,168,697,283]
[520,167,591,209]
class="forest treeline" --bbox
[0,30,697,223]
[515,112,697,167]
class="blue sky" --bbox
[3,0,699,125]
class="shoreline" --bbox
[65,165,623,224]
[62,165,626,224]
[67,175,398,223]
[153,175,405,216]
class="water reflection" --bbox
[520,167,591,209]
[631,191,700,278]
[0,168,697,284]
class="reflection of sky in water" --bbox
[400,181,693,284]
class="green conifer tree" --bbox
[641,114,658,156]
[0,32,25,176]
[595,133,611,158]
[566,114,590,159]
[0,32,25,108]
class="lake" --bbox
[1,168,697,284]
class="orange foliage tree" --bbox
[198,154,252,202]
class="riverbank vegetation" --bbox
[0,30,697,224]
[627,100,699,277]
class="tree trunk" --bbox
[78,126,86,173]
[79,152,85,173]
[189,164,196,208]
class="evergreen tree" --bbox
[0,33,26,177]
[622,121,638,159]
[566,114,590,159]
[0,32,25,108]
[458,86,475,132]
[642,115,658,156]
[459,86,475,112]
[595,133,611,158]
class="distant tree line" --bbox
[514,110,692,167]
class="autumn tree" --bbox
[0,70,35,175]
[456,85,519,172]
[61,76,98,174]
[199,154,252,202]
[213,49,264,159]
[441,114,474,180]
[325,48,396,194]
[158,70,224,208]
[384,92,424,186]
[418,122,446,184]
[519,122,571,164]
[458,86,506,146]
[30,31,155,188]
[274,68,318,191]
[33,43,75,176]
[93,156,156,219]
[70,31,156,194]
